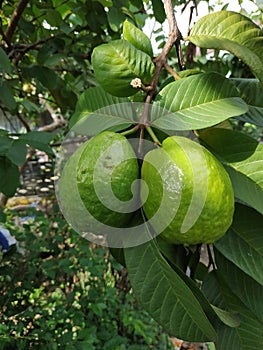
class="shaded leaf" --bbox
[19,131,54,154]
[123,20,153,57]
[211,305,240,328]
[0,156,20,197]
[231,78,263,126]
[0,47,12,74]
[107,6,125,32]
[152,0,166,23]
[202,271,263,350]
[187,11,263,83]
[124,239,216,342]
[6,139,27,166]
[23,65,59,89]
[153,73,248,130]
[215,248,263,323]
[91,39,155,97]
[215,204,263,286]
[199,128,263,214]
[157,238,238,329]
[0,85,16,111]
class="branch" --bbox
[10,36,54,65]
[17,112,31,132]
[4,0,29,45]
[38,95,67,132]
[139,0,183,126]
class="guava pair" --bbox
[60,131,234,245]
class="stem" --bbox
[207,244,216,270]
[4,0,29,45]
[120,125,139,137]
[145,126,161,145]
[164,62,181,80]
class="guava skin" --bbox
[141,136,235,245]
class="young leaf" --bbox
[91,39,155,97]
[199,128,263,214]
[123,20,153,57]
[215,204,263,287]
[69,87,128,128]
[187,11,263,84]
[202,271,263,350]
[153,72,248,130]
[124,239,216,342]
[214,249,263,323]
[231,78,263,126]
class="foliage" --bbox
[0,206,173,349]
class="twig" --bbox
[4,0,29,45]
[17,112,31,132]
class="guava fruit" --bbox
[141,136,235,245]
[58,131,139,233]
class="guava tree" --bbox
[62,2,263,349]
[1,0,263,349]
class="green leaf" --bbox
[157,238,238,329]
[0,135,13,155]
[107,6,125,32]
[199,128,263,214]
[215,204,263,287]
[0,135,27,166]
[231,78,263,126]
[202,271,263,350]
[91,39,155,97]
[152,0,166,23]
[0,47,12,74]
[0,156,20,197]
[154,73,248,130]
[123,20,153,57]
[187,11,263,84]
[23,65,59,89]
[124,239,216,342]
[215,249,263,323]
[19,131,54,154]
[0,86,16,111]
[211,305,240,328]
[71,102,137,136]
[6,139,27,166]
[46,9,62,27]
[69,87,128,128]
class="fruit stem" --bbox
[145,126,161,146]
[120,125,139,136]
[207,244,216,270]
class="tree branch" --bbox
[139,0,183,127]
[4,0,29,45]
[38,95,67,132]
